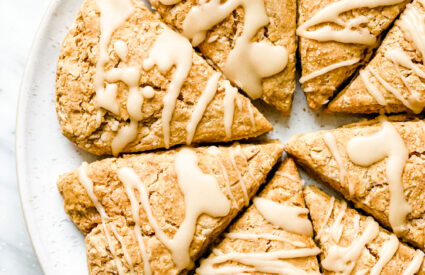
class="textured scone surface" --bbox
[298,0,409,110]
[197,158,320,274]
[286,117,425,250]
[56,0,272,156]
[151,0,297,115]
[304,186,425,274]
[57,141,284,274]
[328,0,425,114]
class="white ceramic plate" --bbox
[16,0,363,274]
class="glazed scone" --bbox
[304,186,425,275]
[56,0,273,156]
[297,0,409,110]
[285,116,425,251]
[57,141,284,274]
[196,158,321,274]
[149,0,297,115]
[328,0,425,114]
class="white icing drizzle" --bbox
[110,223,135,275]
[275,171,299,182]
[97,84,120,115]
[370,67,425,113]
[143,28,193,148]
[299,58,360,84]
[358,4,425,113]
[360,69,387,105]
[403,250,425,275]
[353,213,361,234]
[78,162,109,219]
[157,0,180,6]
[94,0,134,114]
[118,148,230,271]
[385,49,425,79]
[254,197,313,236]
[329,200,347,243]
[111,120,138,156]
[207,146,236,204]
[182,0,288,99]
[114,40,128,61]
[247,103,256,129]
[197,247,321,275]
[397,5,425,66]
[77,162,126,275]
[101,59,147,155]
[296,0,404,45]
[229,149,249,206]
[225,232,307,247]
[316,196,335,240]
[222,80,237,138]
[346,121,411,233]
[321,216,379,274]
[101,223,125,275]
[370,234,399,275]
[323,132,350,196]
[115,169,152,275]
[235,144,255,181]
[141,86,155,99]
[186,72,220,144]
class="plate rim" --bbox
[15,0,62,274]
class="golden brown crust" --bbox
[56,0,273,156]
[304,186,425,275]
[298,0,409,110]
[58,141,284,274]
[328,0,425,114]
[197,158,320,274]
[285,117,425,250]
[150,0,297,115]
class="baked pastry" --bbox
[56,0,272,156]
[297,0,409,110]
[149,0,297,115]
[197,158,321,274]
[304,186,425,275]
[328,0,425,114]
[57,141,284,274]
[285,116,425,251]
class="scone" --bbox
[304,186,425,275]
[56,0,272,156]
[197,158,321,274]
[57,141,284,274]
[149,0,297,115]
[285,116,425,251]
[328,0,425,114]
[297,0,409,110]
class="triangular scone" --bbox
[56,0,272,156]
[196,158,321,274]
[328,0,425,114]
[57,141,284,274]
[304,186,425,275]
[149,0,297,115]
[285,116,425,250]
[297,0,409,110]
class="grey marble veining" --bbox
[1,0,50,274]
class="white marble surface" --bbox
[1,0,50,274]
